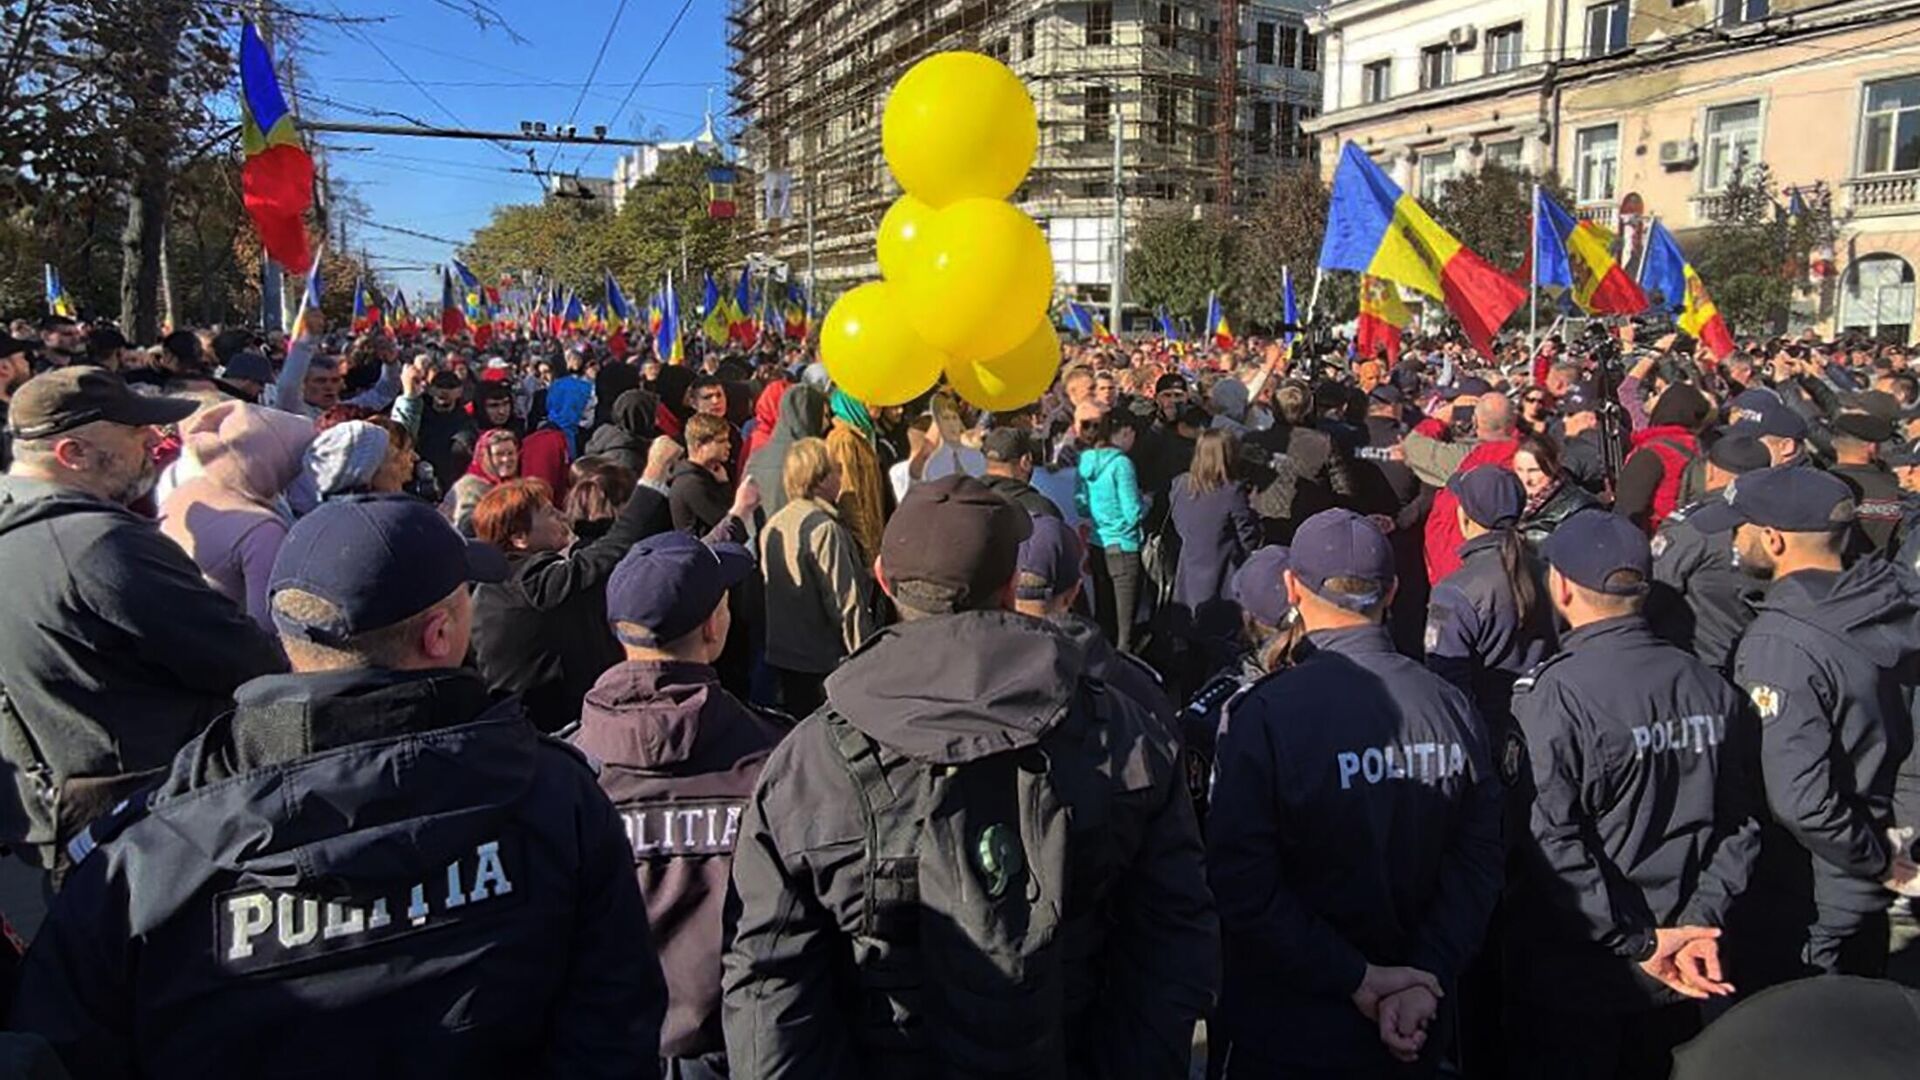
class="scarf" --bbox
[543,376,593,457]
[467,428,519,484]
[830,388,876,442]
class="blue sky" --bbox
[294,0,728,300]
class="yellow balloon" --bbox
[819,282,946,407]
[946,317,1061,412]
[882,51,1037,207]
[876,195,933,283]
[897,198,1054,361]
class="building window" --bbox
[1256,22,1276,64]
[1839,254,1916,343]
[1279,104,1299,157]
[1086,1,1113,46]
[1195,96,1217,160]
[1206,18,1221,60]
[1084,85,1112,144]
[1302,32,1318,71]
[1363,60,1392,104]
[1575,124,1620,203]
[1155,85,1179,145]
[1253,101,1274,154]
[1719,0,1769,26]
[1702,101,1762,191]
[1585,0,1628,58]
[1861,75,1920,175]
[986,37,1010,62]
[1420,151,1458,202]
[1154,3,1177,47]
[1022,18,1036,59]
[1280,26,1299,67]
[1486,24,1523,75]
[1420,45,1453,90]
[1485,138,1525,168]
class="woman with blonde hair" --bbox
[758,437,877,715]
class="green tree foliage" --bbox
[460,150,745,310]
[1685,163,1840,336]
[1428,163,1575,272]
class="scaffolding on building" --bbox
[726,0,1321,313]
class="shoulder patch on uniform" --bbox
[1650,533,1670,559]
[1748,684,1785,721]
[65,791,152,869]
[1512,652,1570,696]
[1498,728,1529,788]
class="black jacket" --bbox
[416,401,478,494]
[1517,479,1601,551]
[1208,624,1503,1071]
[1243,422,1355,544]
[1650,494,1762,672]
[1424,532,1557,740]
[722,611,1219,1079]
[9,667,665,1079]
[979,472,1063,520]
[471,483,672,732]
[571,659,783,1060]
[1832,461,1904,558]
[1509,617,1761,1010]
[1732,561,1920,939]
[667,459,735,538]
[0,477,285,858]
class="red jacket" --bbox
[520,427,573,506]
[1423,432,1520,584]
[1625,425,1700,533]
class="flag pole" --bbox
[1528,184,1540,368]
[1305,267,1324,328]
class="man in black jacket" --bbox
[574,531,784,1080]
[1209,508,1503,1075]
[723,475,1218,1079]
[1690,466,1920,988]
[0,367,285,876]
[1649,434,1770,672]
[10,494,666,1079]
[1507,510,1760,1079]
[979,426,1063,520]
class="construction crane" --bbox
[1217,0,1239,210]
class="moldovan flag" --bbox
[1355,275,1411,364]
[655,275,684,364]
[239,21,314,272]
[605,270,632,329]
[1532,188,1646,315]
[440,268,468,338]
[702,273,729,345]
[1318,141,1524,359]
[43,265,74,318]
[784,283,810,340]
[729,269,757,347]
[351,276,383,332]
[1063,301,1096,339]
[390,289,417,336]
[1643,222,1736,361]
[1206,291,1235,349]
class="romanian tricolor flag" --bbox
[1355,275,1411,365]
[547,289,567,337]
[440,267,468,338]
[390,289,417,337]
[655,276,684,364]
[708,167,738,219]
[784,283,810,341]
[605,270,631,329]
[563,291,585,331]
[1318,142,1524,360]
[351,276,384,332]
[1644,222,1735,361]
[44,265,74,318]
[1532,188,1647,316]
[239,22,314,272]
[728,269,756,347]
[1206,291,1235,349]
[702,272,729,345]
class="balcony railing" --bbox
[1575,203,1616,228]
[1845,172,1920,216]
[1691,192,1734,225]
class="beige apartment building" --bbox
[1308,0,1920,341]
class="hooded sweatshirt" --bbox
[10,667,665,1079]
[1076,446,1145,552]
[744,384,826,520]
[571,660,783,1060]
[582,388,658,474]
[743,382,790,463]
[1733,559,1920,926]
[159,402,316,628]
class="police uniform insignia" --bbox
[1499,729,1528,787]
[1423,621,1440,653]
[1650,533,1670,559]
[975,823,1023,899]
[1749,684,1784,721]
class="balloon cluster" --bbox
[820,52,1063,411]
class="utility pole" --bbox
[1110,103,1126,335]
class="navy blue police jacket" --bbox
[1649,496,1762,673]
[8,667,666,1080]
[1424,532,1557,739]
[1731,560,1920,931]
[1208,624,1503,1071]
[1507,616,1762,1011]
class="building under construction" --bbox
[727,0,1321,324]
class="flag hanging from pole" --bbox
[1530,189,1647,316]
[1356,275,1411,364]
[440,268,468,338]
[703,272,729,345]
[1643,222,1735,360]
[1317,141,1524,359]
[238,21,315,272]
[43,265,75,318]
[1206,291,1235,349]
[1281,266,1301,348]
[605,270,632,329]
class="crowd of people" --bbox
[1,303,1919,1078]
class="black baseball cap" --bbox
[5,365,196,440]
[1449,467,1524,529]
[605,531,754,644]
[1833,411,1895,444]
[1707,433,1771,475]
[1543,509,1650,595]
[1368,384,1405,407]
[1289,508,1394,612]
[1686,466,1856,534]
[1015,515,1084,601]
[221,351,274,385]
[981,427,1036,464]
[268,494,509,644]
[1154,373,1188,395]
[880,474,1034,609]
[1886,440,1920,468]
[1725,389,1808,441]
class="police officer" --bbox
[1687,467,1920,988]
[1724,389,1810,467]
[1827,410,1903,557]
[1649,434,1770,673]
[724,475,1218,1077]
[1353,385,1433,657]
[1180,544,1299,825]
[1505,510,1761,1080]
[9,495,667,1078]
[1425,467,1557,741]
[1210,509,1504,1075]
[570,532,786,1080]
